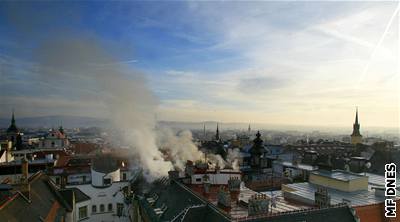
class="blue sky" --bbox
[0,1,399,127]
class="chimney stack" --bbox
[21,155,30,200]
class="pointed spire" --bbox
[355,106,359,124]
[248,124,251,132]
[11,109,15,125]
[216,123,220,141]
[351,107,362,141]
[7,110,18,133]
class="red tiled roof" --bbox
[54,155,71,168]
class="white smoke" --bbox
[3,7,239,182]
[32,36,237,181]
[33,37,176,180]
[156,128,204,171]
[226,148,241,170]
[207,148,241,170]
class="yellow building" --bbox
[309,170,368,192]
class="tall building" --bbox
[350,108,362,145]
[6,111,22,150]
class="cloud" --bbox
[0,1,398,128]
[236,76,289,94]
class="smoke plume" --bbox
[32,36,243,181]
[2,4,238,181]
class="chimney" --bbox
[217,186,231,209]
[228,177,241,202]
[203,174,210,196]
[21,156,30,200]
[248,194,269,216]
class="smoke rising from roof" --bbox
[32,36,237,181]
[32,36,176,180]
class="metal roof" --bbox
[311,170,365,181]
[277,161,318,171]
[284,182,400,207]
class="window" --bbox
[82,175,86,183]
[55,177,60,185]
[51,141,55,147]
[100,204,105,212]
[195,178,202,182]
[122,173,127,181]
[79,206,88,220]
[108,203,113,211]
[117,203,124,217]
[103,178,111,185]
[92,205,97,213]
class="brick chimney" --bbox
[21,156,30,200]
[228,177,241,202]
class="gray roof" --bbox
[92,154,119,174]
[247,205,357,222]
[277,161,318,171]
[60,187,91,207]
[0,174,66,222]
[138,179,230,222]
[311,170,365,181]
[284,182,400,207]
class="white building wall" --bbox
[75,199,91,221]
[67,173,91,185]
[91,168,121,187]
[67,182,131,222]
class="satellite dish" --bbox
[365,162,371,169]
[344,164,350,172]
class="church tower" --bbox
[6,111,22,149]
[215,123,220,141]
[350,108,362,145]
[7,111,19,142]
[250,131,264,169]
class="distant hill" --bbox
[0,115,107,128]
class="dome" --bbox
[92,154,119,174]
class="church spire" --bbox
[215,123,220,141]
[355,107,359,125]
[351,107,362,144]
[11,110,15,125]
[7,110,18,133]
[248,124,251,132]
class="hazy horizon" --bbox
[0,114,398,134]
